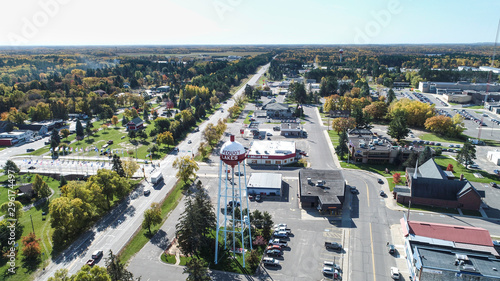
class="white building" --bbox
[246,141,296,166]
[487,150,500,165]
[247,173,282,196]
[0,130,33,142]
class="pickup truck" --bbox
[269,238,288,248]
[273,231,288,238]
[325,241,342,250]
[274,226,292,234]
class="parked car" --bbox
[467,164,479,169]
[107,140,113,144]
[265,249,282,257]
[269,238,288,248]
[273,231,288,238]
[325,241,342,250]
[26,148,35,152]
[490,182,498,188]
[322,266,339,278]
[494,169,500,175]
[255,194,261,201]
[266,245,282,252]
[350,187,359,194]
[323,261,341,270]
[248,194,254,201]
[266,133,272,136]
[380,190,386,197]
[262,257,280,267]
[493,240,500,246]
[28,166,36,170]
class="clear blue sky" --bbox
[1,0,499,46]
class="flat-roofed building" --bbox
[246,141,296,166]
[247,173,282,196]
[299,169,346,215]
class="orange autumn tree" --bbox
[393,173,402,184]
[22,233,41,259]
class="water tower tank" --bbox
[220,135,246,167]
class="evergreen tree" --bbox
[112,154,126,177]
[403,151,418,168]
[3,160,20,174]
[50,128,60,149]
[335,130,349,160]
[387,110,410,142]
[143,108,149,122]
[387,88,396,104]
[418,146,433,165]
[105,250,136,281]
[59,175,67,187]
[183,258,211,281]
[121,115,129,126]
[75,119,84,139]
[457,141,477,168]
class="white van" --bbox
[390,267,400,279]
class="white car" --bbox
[467,164,479,169]
[322,266,339,278]
[324,261,341,270]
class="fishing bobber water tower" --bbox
[339,49,344,63]
[214,135,252,267]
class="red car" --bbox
[86,259,95,266]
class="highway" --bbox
[35,62,271,280]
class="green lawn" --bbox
[419,133,465,144]
[433,156,500,185]
[466,105,485,109]
[243,110,255,125]
[397,202,460,214]
[461,209,482,217]
[0,174,62,281]
[119,179,186,263]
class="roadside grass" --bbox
[397,202,460,214]
[194,146,214,162]
[327,130,340,147]
[243,110,255,125]
[339,162,406,192]
[419,133,466,144]
[0,174,62,281]
[161,253,177,264]
[119,179,187,263]
[465,106,485,109]
[481,139,500,147]
[461,209,482,217]
[433,155,500,185]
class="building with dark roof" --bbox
[17,183,35,199]
[261,102,293,118]
[299,169,346,215]
[126,117,144,131]
[18,123,48,136]
[400,215,500,281]
[327,110,350,118]
[395,158,482,210]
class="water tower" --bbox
[215,135,252,267]
[339,49,344,63]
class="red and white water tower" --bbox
[215,135,252,267]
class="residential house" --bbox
[126,117,144,131]
[328,110,350,118]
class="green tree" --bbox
[387,88,396,104]
[157,131,174,147]
[403,151,418,168]
[387,110,410,142]
[59,175,68,187]
[76,119,84,139]
[262,211,274,240]
[105,250,135,281]
[3,159,20,174]
[50,128,61,149]
[244,84,253,98]
[176,187,216,258]
[418,146,433,165]
[122,159,139,178]
[198,142,210,159]
[142,203,162,234]
[111,115,119,127]
[183,257,211,281]
[72,265,111,281]
[457,141,477,168]
[128,130,136,140]
[335,130,349,160]
[352,106,372,129]
[33,174,51,199]
[172,156,199,183]
[87,169,130,209]
[47,269,71,281]
[112,155,126,177]
[1,201,23,220]
[60,128,70,140]
[246,249,261,272]
[290,82,307,104]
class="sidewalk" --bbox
[389,224,411,280]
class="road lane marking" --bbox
[369,223,376,281]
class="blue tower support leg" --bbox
[214,159,223,264]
